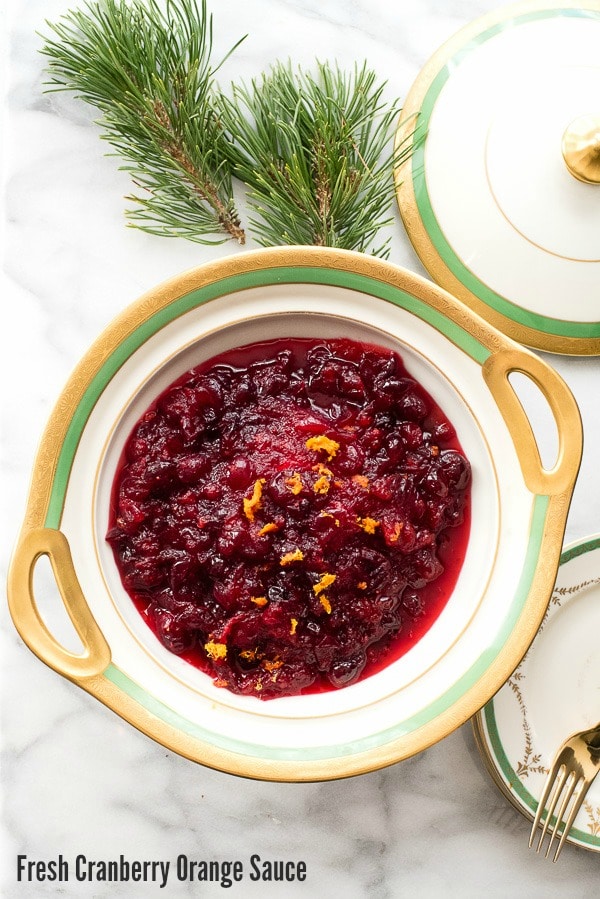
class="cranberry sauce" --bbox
[107,337,471,699]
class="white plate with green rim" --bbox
[473,535,600,854]
[395,1,600,355]
[7,246,582,781]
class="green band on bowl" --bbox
[106,496,548,762]
[45,265,489,529]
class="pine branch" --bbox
[40,0,246,244]
[219,60,413,258]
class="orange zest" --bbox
[280,549,304,566]
[243,479,265,521]
[305,435,340,460]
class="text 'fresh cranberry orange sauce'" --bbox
[107,338,471,699]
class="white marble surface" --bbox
[2,0,599,896]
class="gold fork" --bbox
[529,720,600,861]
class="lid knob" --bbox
[562,115,600,184]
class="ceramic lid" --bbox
[395,1,600,355]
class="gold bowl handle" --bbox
[482,349,582,496]
[7,528,111,679]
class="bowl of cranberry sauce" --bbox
[106,335,472,700]
[12,247,580,779]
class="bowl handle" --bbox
[7,528,111,680]
[482,349,582,496]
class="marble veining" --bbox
[2,1,599,896]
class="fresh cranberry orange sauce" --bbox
[107,337,471,699]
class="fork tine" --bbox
[545,772,579,859]
[551,780,586,862]
[527,721,600,861]
[529,759,563,848]
[533,763,567,852]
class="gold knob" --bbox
[562,115,600,184]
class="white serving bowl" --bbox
[8,247,582,781]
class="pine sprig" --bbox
[39,3,413,254]
[219,61,412,257]
[40,0,246,244]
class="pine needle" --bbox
[40,0,246,244]
[219,60,412,257]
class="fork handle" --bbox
[583,722,600,764]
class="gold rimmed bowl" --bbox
[8,246,582,781]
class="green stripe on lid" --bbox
[412,7,600,339]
